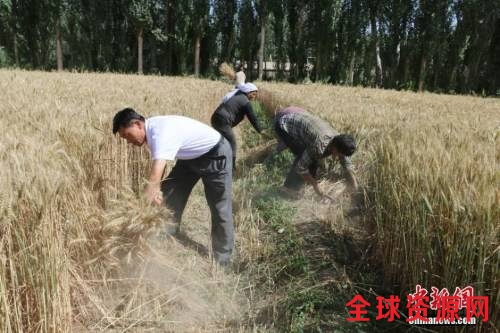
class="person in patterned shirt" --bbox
[274,107,358,200]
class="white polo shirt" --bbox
[145,116,221,161]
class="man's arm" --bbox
[244,103,262,133]
[144,159,167,204]
[340,156,358,191]
[301,173,322,195]
[301,173,334,201]
[296,152,333,200]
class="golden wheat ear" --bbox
[257,88,287,121]
[219,62,236,81]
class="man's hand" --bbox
[145,159,167,205]
[153,193,163,205]
[301,172,331,202]
[145,184,162,205]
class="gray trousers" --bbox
[161,137,234,264]
[211,112,237,168]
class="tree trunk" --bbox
[296,4,306,81]
[273,8,285,80]
[402,48,411,87]
[13,33,19,67]
[137,26,143,74]
[257,12,266,80]
[194,32,201,76]
[176,41,186,74]
[370,12,383,87]
[315,47,321,82]
[432,56,440,90]
[418,51,427,92]
[150,35,157,72]
[28,33,40,68]
[390,41,400,87]
[448,65,458,92]
[487,17,500,94]
[165,0,174,73]
[224,25,236,64]
[394,12,409,88]
[467,15,496,93]
[56,21,63,71]
[375,40,383,86]
[348,50,356,85]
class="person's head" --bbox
[112,108,146,146]
[326,134,357,159]
[238,82,258,101]
[235,61,244,72]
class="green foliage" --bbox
[254,196,309,280]
[128,0,153,28]
[252,192,373,332]
[0,0,11,14]
[255,196,295,229]
[287,287,338,331]
[241,100,273,149]
[0,46,11,66]
[238,0,258,65]
[266,149,294,176]
[1,1,500,92]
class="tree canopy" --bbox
[0,0,499,94]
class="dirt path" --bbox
[86,143,409,332]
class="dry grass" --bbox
[218,62,236,82]
[255,88,291,120]
[0,70,250,332]
[0,69,498,332]
[253,83,499,331]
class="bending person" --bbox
[113,108,234,266]
[274,107,358,200]
[211,83,262,168]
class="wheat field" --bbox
[0,69,498,332]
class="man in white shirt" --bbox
[112,108,234,266]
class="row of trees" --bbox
[1,0,499,94]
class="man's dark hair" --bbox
[112,108,145,134]
[327,134,357,156]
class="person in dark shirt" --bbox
[211,83,262,168]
